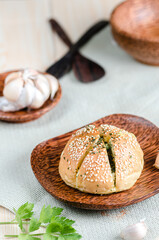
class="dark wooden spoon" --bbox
[49,19,108,82]
[47,20,109,82]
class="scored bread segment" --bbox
[59,125,100,188]
[100,124,144,192]
[76,137,115,194]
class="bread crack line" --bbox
[75,138,100,179]
[105,141,116,187]
[97,135,116,188]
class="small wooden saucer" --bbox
[0,71,62,123]
[31,114,159,210]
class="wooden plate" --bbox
[0,71,62,123]
[31,114,159,210]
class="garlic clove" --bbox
[0,80,35,112]
[46,74,59,100]
[154,152,159,169]
[34,74,50,101]
[3,78,23,102]
[120,220,147,240]
[24,80,35,106]
[5,71,22,84]
[30,88,45,109]
[17,81,35,108]
[0,96,23,112]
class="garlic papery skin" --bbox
[154,152,159,169]
[120,220,147,240]
[0,69,59,112]
[46,74,59,100]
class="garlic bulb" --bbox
[154,152,159,169]
[120,220,147,240]
[0,69,59,112]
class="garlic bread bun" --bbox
[59,124,144,194]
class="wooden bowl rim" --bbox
[110,1,159,45]
[0,69,62,123]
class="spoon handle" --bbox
[72,20,109,51]
[49,19,72,47]
[49,19,109,53]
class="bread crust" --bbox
[59,125,100,188]
[59,124,144,194]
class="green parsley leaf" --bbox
[46,222,62,233]
[54,217,75,226]
[18,234,40,240]
[52,207,63,218]
[53,217,76,234]
[14,202,34,232]
[15,214,24,232]
[39,205,63,224]
[39,205,53,223]
[61,219,75,226]
[43,233,58,240]
[58,236,65,240]
[65,218,75,226]
[29,217,41,232]
[61,225,76,234]
[52,217,75,226]
[14,202,34,219]
[62,233,82,240]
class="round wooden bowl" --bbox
[111,0,159,65]
[0,70,62,123]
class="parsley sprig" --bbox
[0,202,82,240]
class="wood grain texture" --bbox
[0,0,53,72]
[111,0,159,65]
[0,206,44,240]
[49,0,123,61]
[31,114,159,210]
[0,70,62,123]
[0,207,21,240]
[73,54,105,83]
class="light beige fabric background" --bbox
[0,0,159,239]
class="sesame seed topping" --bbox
[62,123,143,190]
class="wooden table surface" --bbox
[0,0,123,238]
